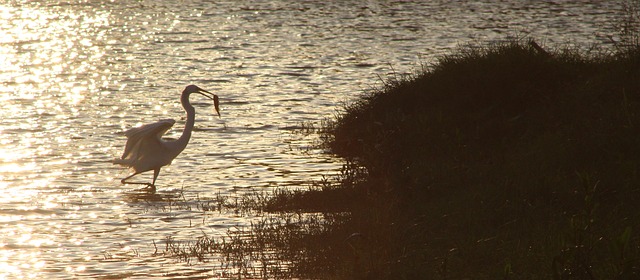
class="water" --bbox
[0,0,625,278]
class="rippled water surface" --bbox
[0,0,624,278]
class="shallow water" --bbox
[0,0,624,278]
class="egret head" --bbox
[183,85,220,117]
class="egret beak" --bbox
[197,89,220,117]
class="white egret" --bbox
[114,85,220,192]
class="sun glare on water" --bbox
[0,3,111,278]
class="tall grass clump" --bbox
[610,0,640,52]
[316,39,640,279]
[157,5,640,277]
[162,39,640,279]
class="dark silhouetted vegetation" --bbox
[314,39,640,279]
[162,38,640,279]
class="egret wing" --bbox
[117,119,175,165]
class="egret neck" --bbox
[173,90,197,156]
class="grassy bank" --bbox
[270,40,640,279]
[163,40,640,279]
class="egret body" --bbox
[114,85,220,192]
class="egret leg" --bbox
[149,168,161,193]
[121,171,156,191]
[120,172,141,184]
